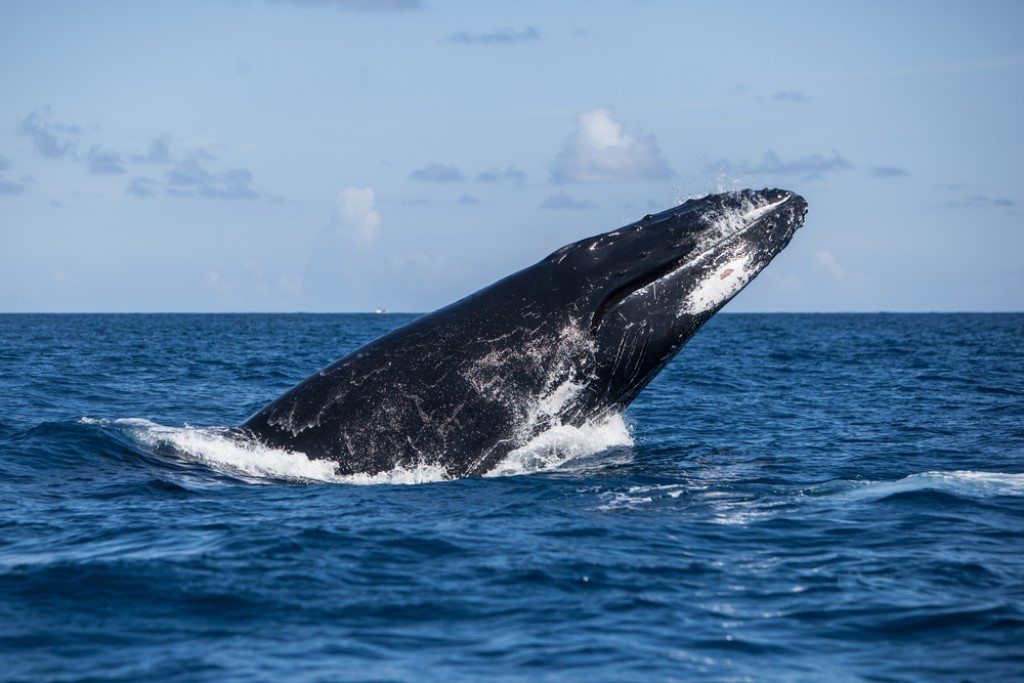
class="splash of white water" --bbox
[85,414,633,485]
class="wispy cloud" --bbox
[446,26,540,44]
[773,90,811,103]
[124,139,268,200]
[410,162,464,183]
[13,109,267,200]
[268,0,421,11]
[126,177,159,198]
[457,194,480,205]
[869,165,909,178]
[132,135,173,164]
[552,107,671,184]
[753,151,851,177]
[85,145,126,174]
[939,194,1015,209]
[166,154,260,200]
[17,106,81,159]
[713,150,852,180]
[0,176,31,195]
[477,166,526,185]
[540,193,595,210]
[0,155,31,195]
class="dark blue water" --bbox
[1,314,1022,681]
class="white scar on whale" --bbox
[676,194,790,315]
[680,253,756,315]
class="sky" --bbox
[0,0,1021,312]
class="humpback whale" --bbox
[244,188,808,478]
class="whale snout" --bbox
[781,191,809,228]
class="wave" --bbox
[81,415,634,486]
[59,420,1022,500]
[595,470,1024,515]
[819,470,1024,500]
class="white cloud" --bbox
[332,187,380,245]
[540,192,595,210]
[815,250,846,280]
[551,107,671,183]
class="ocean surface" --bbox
[1,313,1022,682]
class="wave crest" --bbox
[827,470,1024,500]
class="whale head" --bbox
[544,188,808,411]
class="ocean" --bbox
[1,313,1021,681]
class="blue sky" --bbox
[1,0,1021,312]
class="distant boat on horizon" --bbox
[374,308,387,314]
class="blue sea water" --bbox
[0,313,1022,682]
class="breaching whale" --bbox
[243,189,808,478]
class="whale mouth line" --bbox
[590,194,796,332]
[590,252,694,332]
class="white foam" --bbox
[485,413,633,477]
[92,418,449,485]
[596,483,688,511]
[85,414,633,485]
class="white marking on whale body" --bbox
[679,252,755,315]
[700,193,789,239]
[536,378,584,417]
[669,192,790,316]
